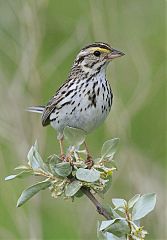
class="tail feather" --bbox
[26,106,45,114]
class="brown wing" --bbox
[42,101,58,126]
[41,80,70,126]
[41,100,56,126]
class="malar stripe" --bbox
[76,56,85,64]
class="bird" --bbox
[28,42,124,158]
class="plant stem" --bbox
[81,187,112,220]
[125,204,133,240]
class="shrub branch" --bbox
[81,186,112,220]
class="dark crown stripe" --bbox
[82,42,111,51]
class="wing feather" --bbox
[41,80,70,126]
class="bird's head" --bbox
[74,42,125,73]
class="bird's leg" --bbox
[84,141,91,156]
[84,141,93,168]
[59,137,65,160]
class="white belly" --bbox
[50,74,112,138]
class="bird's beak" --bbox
[106,48,125,60]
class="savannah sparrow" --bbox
[28,42,124,156]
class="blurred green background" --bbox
[0,0,165,239]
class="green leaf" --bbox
[112,198,126,208]
[106,219,130,237]
[104,232,125,240]
[75,190,84,198]
[109,207,121,219]
[104,161,118,170]
[64,126,86,146]
[27,143,45,170]
[134,220,140,227]
[34,140,38,151]
[101,138,119,160]
[5,175,18,181]
[93,158,102,163]
[48,154,61,164]
[128,194,140,208]
[65,180,82,197]
[100,220,116,231]
[100,219,129,238]
[14,165,30,170]
[54,162,72,177]
[5,170,33,181]
[17,181,51,207]
[76,168,100,182]
[132,193,156,220]
[97,221,108,240]
[102,177,112,194]
[48,155,62,174]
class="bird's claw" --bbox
[60,154,66,161]
[85,155,94,169]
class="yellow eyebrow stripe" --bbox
[89,47,111,53]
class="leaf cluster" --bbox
[98,193,156,240]
[5,127,156,239]
[5,127,119,207]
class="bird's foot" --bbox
[60,154,66,161]
[85,155,94,169]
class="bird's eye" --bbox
[93,50,101,57]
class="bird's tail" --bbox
[26,106,45,114]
